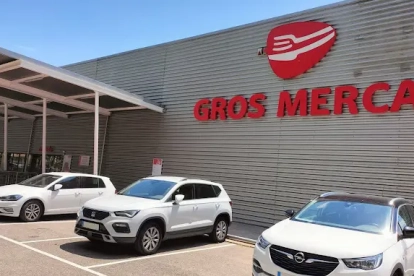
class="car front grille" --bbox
[82,208,110,220]
[269,245,339,276]
[76,219,110,235]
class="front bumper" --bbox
[252,244,387,276]
[0,201,23,217]
[74,211,139,244]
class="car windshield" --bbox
[117,179,176,200]
[18,174,61,188]
[292,199,393,234]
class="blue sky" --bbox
[1,0,341,66]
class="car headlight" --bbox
[257,235,270,249]
[343,253,383,270]
[114,210,140,218]
[0,195,23,201]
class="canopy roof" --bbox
[0,47,164,120]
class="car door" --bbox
[48,176,82,213]
[403,205,414,274]
[193,183,219,228]
[79,176,106,205]
[397,205,414,275]
[166,183,197,233]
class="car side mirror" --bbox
[285,209,295,218]
[53,184,63,191]
[174,194,184,204]
[403,226,414,239]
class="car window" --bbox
[58,176,80,189]
[293,199,393,234]
[19,174,61,188]
[195,184,217,199]
[118,179,176,200]
[212,185,222,196]
[406,205,414,224]
[399,205,414,229]
[171,184,194,201]
[80,177,106,188]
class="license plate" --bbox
[81,221,100,231]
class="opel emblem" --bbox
[91,211,96,218]
[294,252,305,263]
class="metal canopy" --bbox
[0,47,164,120]
[0,46,165,176]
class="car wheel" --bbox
[210,216,228,243]
[19,200,44,222]
[134,222,162,255]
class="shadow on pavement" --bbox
[60,235,215,260]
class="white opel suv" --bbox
[75,176,233,255]
[253,192,414,276]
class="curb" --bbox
[227,234,256,246]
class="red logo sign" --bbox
[266,21,337,79]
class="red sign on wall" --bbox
[193,80,414,121]
[194,93,266,121]
[192,21,414,121]
[277,80,414,117]
[266,22,337,79]
[38,146,54,152]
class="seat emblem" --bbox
[294,252,305,263]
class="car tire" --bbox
[393,270,402,276]
[134,222,163,255]
[19,200,44,222]
[210,216,228,243]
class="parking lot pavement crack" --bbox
[0,234,107,276]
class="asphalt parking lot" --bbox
[0,215,254,276]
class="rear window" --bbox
[80,177,106,188]
[195,184,217,199]
[212,185,222,196]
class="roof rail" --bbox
[319,191,350,198]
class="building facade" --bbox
[1,0,414,227]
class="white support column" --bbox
[3,104,7,171]
[93,91,99,175]
[42,98,46,174]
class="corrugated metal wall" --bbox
[64,0,414,227]
[100,110,163,186]
[30,114,107,174]
[0,119,33,153]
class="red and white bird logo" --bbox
[266,21,337,79]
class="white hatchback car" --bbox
[74,176,233,255]
[0,172,116,222]
[253,192,414,276]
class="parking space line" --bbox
[86,243,236,269]
[21,236,86,244]
[0,220,76,226]
[0,234,107,276]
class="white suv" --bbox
[74,176,233,255]
[253,192,414,276]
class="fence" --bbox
[0,172,38,186]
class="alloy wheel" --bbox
[25,203,41,221]
[216,221,227,240]
[142,226,160,252]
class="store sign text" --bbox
[193,80,414,121]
